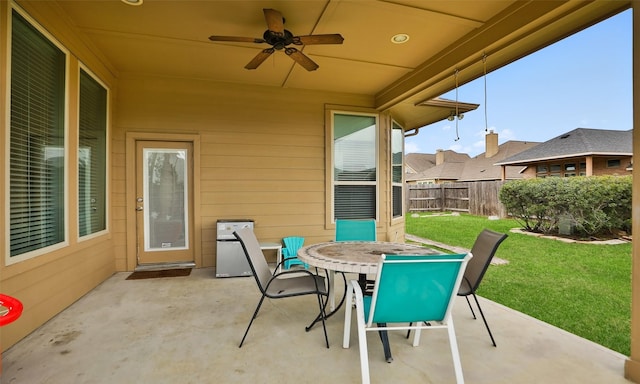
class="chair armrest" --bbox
[271,268,329,292]
[350,280,365,305]
[273,256,305,273]
[273,268,320,279]
[272,256,291,274]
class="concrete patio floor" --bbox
[1,267,631,384]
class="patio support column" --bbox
[625,1,640,382]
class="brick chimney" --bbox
[485,130,498,158]
[436,149,444,165]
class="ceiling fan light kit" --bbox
[209,8,344,71]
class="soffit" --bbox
[34,0,630,129]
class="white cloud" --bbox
[499,128,516,140]
[449,143,473,153]
[404,141,420,153]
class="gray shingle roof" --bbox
[495,128,632,166]
[438,150,471,163]
[405,150,469,176]
[404,153,435,174]
[407,162,466,181]
[458,140,540,181]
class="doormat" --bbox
[126,268,192,280]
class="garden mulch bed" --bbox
[508,228,630,245]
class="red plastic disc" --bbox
[0,294,23,326]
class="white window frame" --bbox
[6,3,70,265]
[391,120,405,220]
[78,63,110,241]
[327,109,379,224]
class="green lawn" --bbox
[405,213,632,356]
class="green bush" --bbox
[499,176,632,237]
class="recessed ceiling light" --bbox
[391,34,410,44]
[121,0,143,5]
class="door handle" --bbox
[136,206,144,211]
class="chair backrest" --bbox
[282,236,304,257]
[367,253,471,326]
[335,219,376,242]
[234,228,273,293]
[462,229,508,293]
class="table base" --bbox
[306,272,348,331]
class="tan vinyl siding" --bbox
[1,1,403,351]
[1,2,116,350]
[114,75,376,269]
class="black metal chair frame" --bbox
[457,229,508,347]
[234,228,330,349]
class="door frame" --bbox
[125,132,201,271]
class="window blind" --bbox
[10,10,66,256]
[79,69,107,237]
[333,113,377,220]
[391,122,404,218]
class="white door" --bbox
[135,141,194,265]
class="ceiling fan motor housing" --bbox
[209,8,342,71]
[263,29,295,50]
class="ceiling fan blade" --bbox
[284,47,319,71]
[209,35,265,44]
[263,8,284,33]
[245,48,275,70]
[294,34,344,45]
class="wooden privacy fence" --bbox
[406,181,507,217]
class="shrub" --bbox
[499,175,632,237]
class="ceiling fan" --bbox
[209,8,344,71]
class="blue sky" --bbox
[405,9,632,158]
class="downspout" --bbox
[405,128,420,137]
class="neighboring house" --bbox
[406,131,539,184]
[405,151,469,184]
[458,132,541,181]
[494,128,633,179]
[405,153,437,176]
[405,150,469,184]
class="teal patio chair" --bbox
[335,219,377,292]
[281,236,308,269]
[343,253,472,384]
[335,219,376,242]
